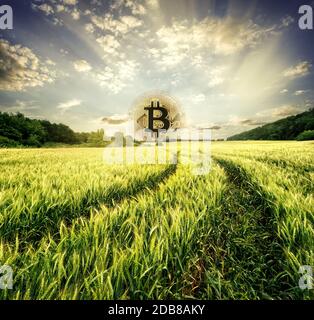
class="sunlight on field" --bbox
[0,141,313,299]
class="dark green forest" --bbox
[0,112,106,147]
[228,108,314,141]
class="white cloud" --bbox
[34,3,54,15]
[85,23,95,33]
[2,100,39,113]
[125,0,146,15]
[73,60,92,72]
[294,90,308,96]
[146,0,159,9]
[281,16,294,27]
[61,0,77,5]
[156,17,275,60]
[283,61,312,78]
[46,59,56,66]
[120,15,143,29]
[207,66,226,87]
[60,48,69,55]
[33,1,81,23]
[226,116,266,127]
[280,89,288,94]
[195,122,222,130]
[56,4,66,12]
[208,76,224,88]
[90,13,142,35]
[57,99,81,111]
[191,55,203,67]
[102,114,129,124]
[94,60,139,94]
[143,17,277,71]
[272,105,301,117]
[96,35,121,56]
[110,0,147,15]
[190,94,206,104]
[71,9,80,20]
[0,40,56,91]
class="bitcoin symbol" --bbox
[144,100,170,137]
[132,92,184,141]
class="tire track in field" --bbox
[2,164,178,247]
[217,152,314,174]
[214,153,313,196]
[198,156,291,299]
[254,157,314,173]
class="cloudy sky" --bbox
[0,0,314,138]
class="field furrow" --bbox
[213,155,314,299]
[0,149,174,244]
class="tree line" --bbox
[228,108,314,141]
[0,112,106,147]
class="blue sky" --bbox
[0,0,313,138]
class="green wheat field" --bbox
[0,141,313,300]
